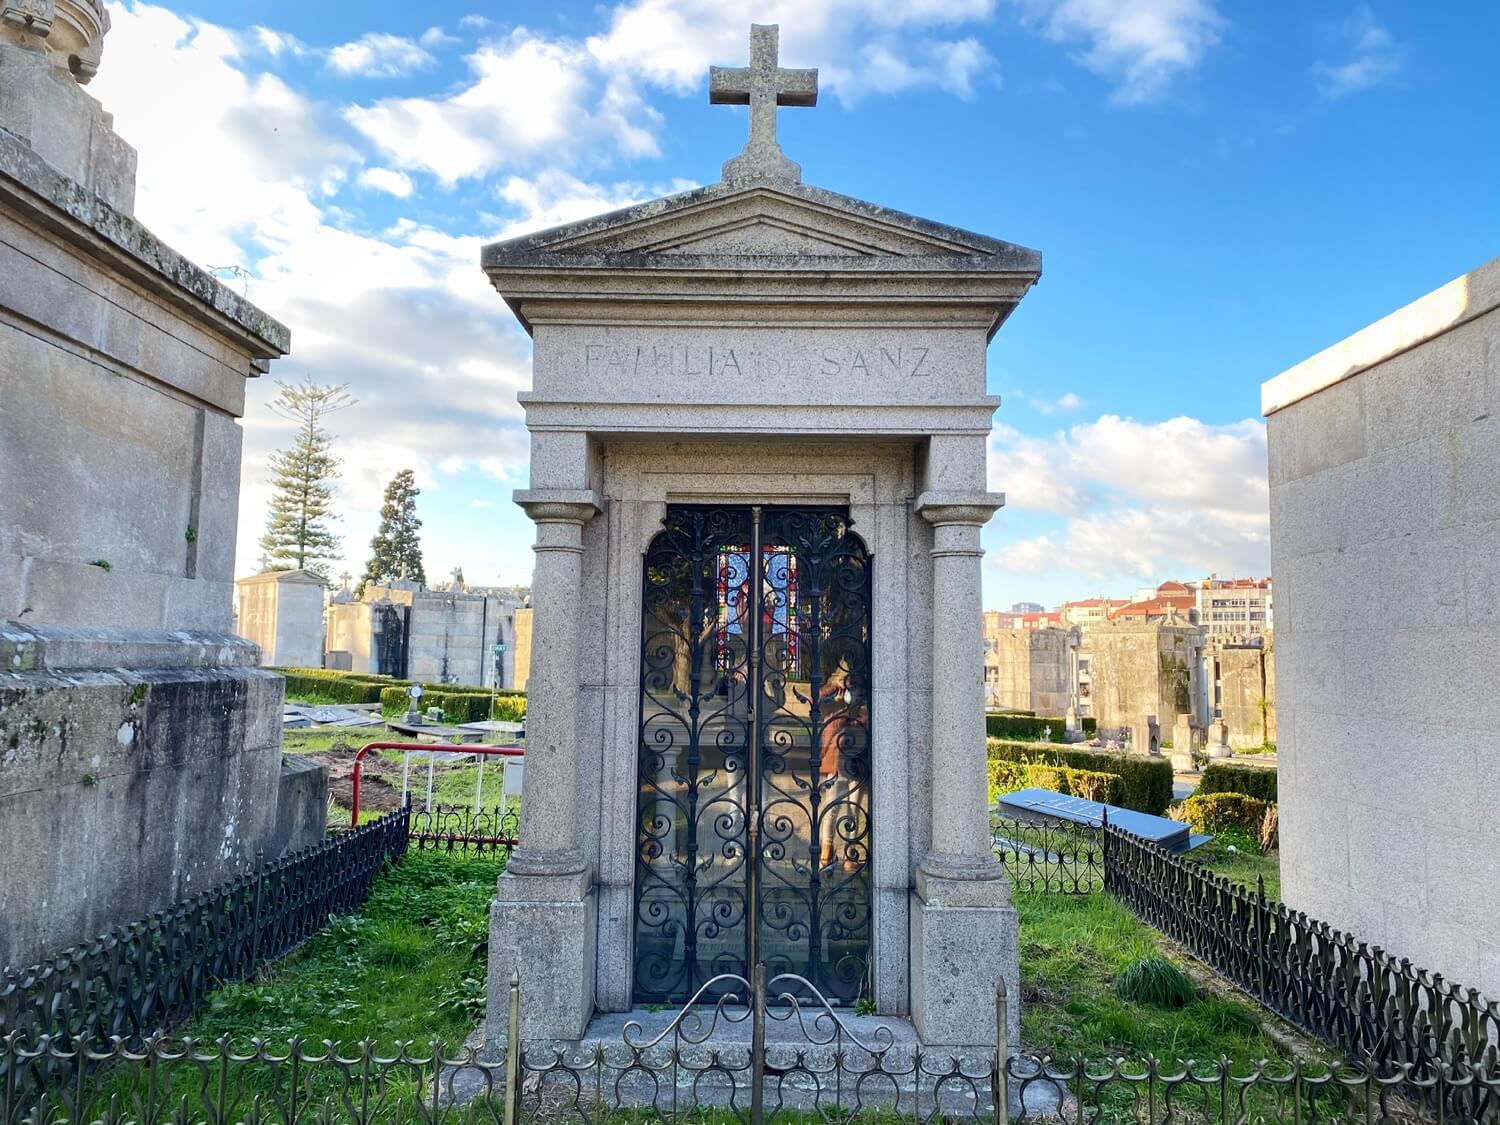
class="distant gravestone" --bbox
[1170,714,1195,771]
[1208,720,1232,757]
[1133,714,1161,757]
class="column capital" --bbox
[914,490,1005,527]
[514,489,601,525]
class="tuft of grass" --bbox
[1113,955,1196,1009]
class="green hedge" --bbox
[1175,792,1271,836]
[379,686,528,724]
[1198,762,1278,804]
[983,713,1099,740]
[280,672,388,705]
[985,714,1062,740]
[988,758,1125,805]
[986,739,1174,815]
[276,667,529,721]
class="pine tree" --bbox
[358,469,426,595]
[257,379,354,578]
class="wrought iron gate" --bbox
[633,505,872,1006]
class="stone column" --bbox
[487,490,600,1046]
[910,491,1020,1050]
[920,498,1004,880]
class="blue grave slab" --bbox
[996,787,1209,854]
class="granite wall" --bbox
[1265,253,1500,998]
[1083,620,1202,737]
[0,38,318,970]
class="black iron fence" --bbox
[1105,821,1500,1121]
[408,803,519,858]
[992,814,1103,893]
[0,810,408,1057]
[6,968,1497,1125]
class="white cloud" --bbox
[587,0,999,103]
[1005,0,1224,104]
[1312,5,1403,99]
[988,414,1268,581]
[93,4,358,268]
[1026,390,1083,415]
[470,499,494,509]
[252,25,305,58]
[327,32,435,77]
[420,26,460,48]
[345,30,659,184]
[356,166,415,198]
[495,169,698,237]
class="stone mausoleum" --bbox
[0,1,320,967]
[1266,252,1500,999]
[484,26,1039,1051]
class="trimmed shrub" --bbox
[281,672,388,705]
[988,758,1124,805]
[1174,792,1271,836]
[1197,762,1278,804]
[1081,717,1098,737]
[380,687,528,724]
[1114,956,1196,1009]
[986,739,1174,815]
[491,693,527,722]
[985,714,1065,741]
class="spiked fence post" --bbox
[995,975,1010,1125]
[751,961,766,1125]
[504,969,521,1125]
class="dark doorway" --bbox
[633,505,872,1005]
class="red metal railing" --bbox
[350,741,523,826]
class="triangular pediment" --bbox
[483,180,1041,270]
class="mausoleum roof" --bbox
[482,177,1042,340]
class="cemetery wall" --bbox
[1215,644,1274,749]
[234,572,326,669]
[325,601,377,671]
[1264,253,1500,997]
[986,626,1070,715]
[1082,620,1201,737]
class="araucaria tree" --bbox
[358,469,426,595]
[258,379,354,577]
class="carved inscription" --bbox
[582,342,934,380]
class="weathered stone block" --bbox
[487,874,598,1047]
[909,890,1019,1049]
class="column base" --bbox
[909,878,1020,1050]
[485,868,597,1050]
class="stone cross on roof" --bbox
[709,24,818,187]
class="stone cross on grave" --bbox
[709,23,817,186]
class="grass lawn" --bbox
[187,849,502,1048]
[1193,839,1282,901]
[1016,890,1343,1118]
[281,726,373,756]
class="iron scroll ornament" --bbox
[632,505,873,1006]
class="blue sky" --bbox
[89,1,1500,607]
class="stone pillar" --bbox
[1170,714,1195,772]
[487,490,600,1045]
[910,492,1019,1049]
[1132,714,1161,757]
